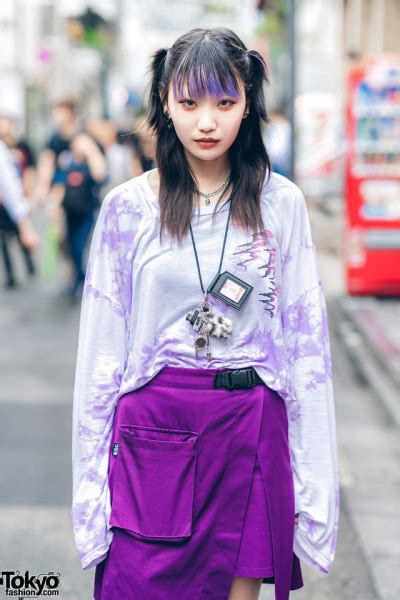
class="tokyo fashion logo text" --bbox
[0,570,61,596]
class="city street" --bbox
[0,0,399,597]
[0,199,399,599]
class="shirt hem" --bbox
[81,545,110,570]
[294,527,333,574]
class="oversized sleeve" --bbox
[279,183,340,573]
[71,185,136,570]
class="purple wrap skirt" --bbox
[93,365,304,599]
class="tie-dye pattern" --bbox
[71,170,340,576]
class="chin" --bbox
[196,153,224,161]
[188,145,227,161]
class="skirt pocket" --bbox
[109,424,199,542]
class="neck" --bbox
[184,149,231,194]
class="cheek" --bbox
[171,117,193,141]
[221,112,244,142]
[173,130,190,151]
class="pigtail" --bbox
[145,47,170,134]
[246,50,270,123]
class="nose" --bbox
[197,109,217,132]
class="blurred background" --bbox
[0,1,399,599]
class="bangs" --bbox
[171,43,242,101]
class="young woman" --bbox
[71,28,340,600]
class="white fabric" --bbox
[0,140,30,223]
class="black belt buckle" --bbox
[215,368,256,390]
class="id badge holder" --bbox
[206,271,253,310]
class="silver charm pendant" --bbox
[204,322,212,362]
[196,303,212,361]
[194,334,207,357]
[198,317,212,362]
[186,293,232,360]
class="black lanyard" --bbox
[189,201,232,296]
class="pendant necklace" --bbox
[195,174,231,206]
[185,175,254,362]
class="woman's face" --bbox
[164,77,247,162]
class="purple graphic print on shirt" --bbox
[232,230,280,317]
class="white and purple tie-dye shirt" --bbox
[71,168,340,575]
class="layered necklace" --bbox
[186,172,254,362]
[194,173,231,206]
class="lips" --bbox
[195,139,220,148]
[195,138,219,142]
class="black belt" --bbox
[213,367,264,391]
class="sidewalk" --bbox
[307,194,400,424]
[333,294,400,429]
[337,295,400,387]
[308,196,400,600]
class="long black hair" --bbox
[144,27,272,245]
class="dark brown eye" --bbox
[178,99,196,108]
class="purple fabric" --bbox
[93,365,304,600]
[234,453,274,578]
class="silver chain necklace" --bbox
[195,174,231,205]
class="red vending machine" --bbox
[344,54,400,295]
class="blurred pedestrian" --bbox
[36,98,80,203]
[0,115,37,209]
[263,106,291,178]
[0,139,39,288]
[0,115,37,282]
[36,98,81,273]
[85,117,139,197]
[49,132,107,299]
[131,115,156,172]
